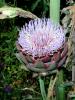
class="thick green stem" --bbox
[72,98,75,100]
[0,0,5,7]
[50,0,60,23]
[49,0,65,99]
[56,70,65,100]
[38,76,46,100]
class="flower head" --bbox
[4,85,13,93]
[18,18,65,58]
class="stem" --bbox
[72,98,75,100]
[0,0,5,7]
[50,0,60,23]
[56,70,65,100]
[47,75,57,100]
[49,0,65,99]
[38,76,46,100]
[72,66,75,82]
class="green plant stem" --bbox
[0,0,5,7]
[56,70,65,100]
[50,0,60,23]
[49,0,65,99]
[38,76,46,100]
[72,98,75,100]
[47,75,57,100]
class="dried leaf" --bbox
[0,6,38,19]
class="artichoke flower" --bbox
[16,18,68,73]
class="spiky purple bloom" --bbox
[18,18,65,58]
[4,85,13,93]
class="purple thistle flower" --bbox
[18,18,65,58]
[4,85,13,93]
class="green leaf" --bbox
[31,0,41,11]
[38,76,46,100]
[15,53,29,71]
[20,64,29,71]
[0,6,38,19]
